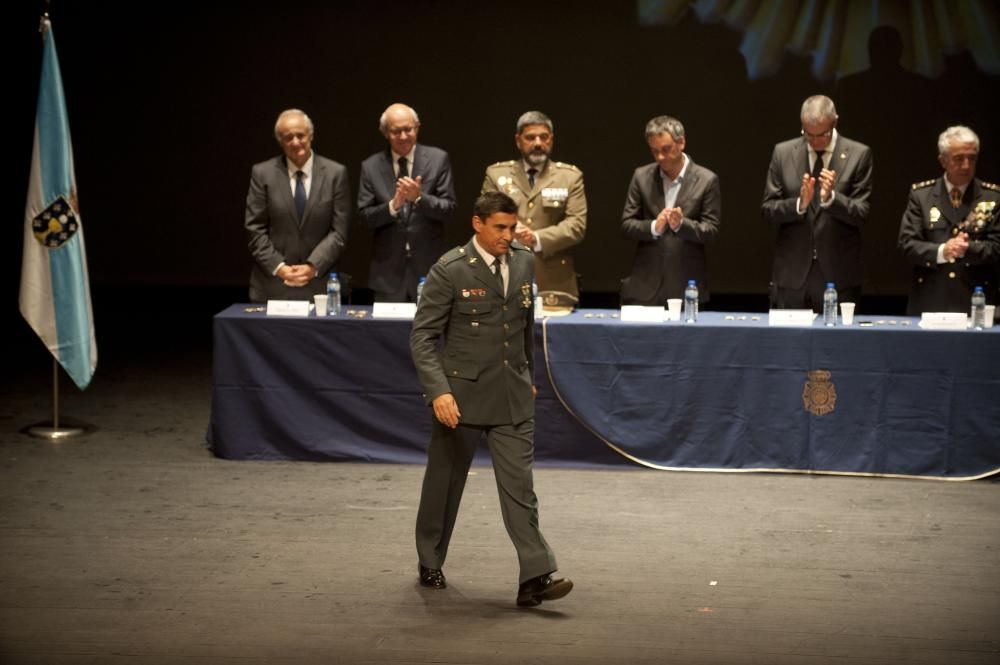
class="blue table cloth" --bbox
[210,306,1000,479]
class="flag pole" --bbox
[22,7,94,440]
[24,358,90,439]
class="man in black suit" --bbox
[762,95,873,309]
[410,191,572,607]
[245,109,351,302]
[621,115,721,306]
[898,125,1000,314]
[358,103,457,302]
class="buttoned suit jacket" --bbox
[898,177,1000,314]
[245,153,351,302]
[762,135,872,290]
[481,160,586,301]
[410,240,535,427]
[357,144,457,295]
[620,158,721,305]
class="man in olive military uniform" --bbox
[410,191,572,607]
[481,111,587,312]
[898,125,1000,315]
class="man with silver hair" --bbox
[620,115,721,306]
[898,125,1000,314]
[762,95,873,310]
[482,111,587,312]
[245,108,350,302]
[358,103,457,302]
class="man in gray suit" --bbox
[410,191,572,607]
[621,115,721,306]
[358,103,457,302]
[762,95,873,309]
[245,109,351,302]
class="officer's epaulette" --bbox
[981,181,1000,191]
[911,179,935,190]
[553,161,580,171]
[489,160,517,168]
[437,246,468,265]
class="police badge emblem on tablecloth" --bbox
[32,195,79,248]
[803,369,836,416]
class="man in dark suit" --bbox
[898,125,1000,314]
[410,191,572,607]
[245,109,350,303]
[358,103,457,302]
[762,95,873,309]
[621,115,721,306]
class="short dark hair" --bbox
[473,191,518,220]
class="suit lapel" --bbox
[379,150,396,189]
[411,144,424,180]
[796,140,809,178]
[649,166,666,212]
[303,158,325,226]
[275,157,298,224]
[675,159,700,210]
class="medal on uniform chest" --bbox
[928,206,940,225]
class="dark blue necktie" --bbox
[294,170,306,220]
[397,157,411,220]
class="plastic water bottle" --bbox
[326,272,341,316]
[823,282,837,326]
[683,280,698,323]
[416,276,426,305]
[971,286,986,330]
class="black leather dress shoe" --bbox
[419,565,446,589]
[516,573,573,606]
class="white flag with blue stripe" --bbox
[20,19,97,390]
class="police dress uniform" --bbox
[898,177,1000,314]
[481,160,587,309]
[409,239,557,584]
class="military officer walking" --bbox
[898,125,1000,315]
[482,111,587,313]
[410,191,572,607]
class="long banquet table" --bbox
[209,306,1000,480]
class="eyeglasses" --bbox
[388,126,416,137]
[801,128,834,140]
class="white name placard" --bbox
[620,305,667,323]
[919,312,968,330]
[373,302,418,319]
[768,309,816,327]
[266,300,311,317]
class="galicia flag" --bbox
[20,18,97,390]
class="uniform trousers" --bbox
[415,417,557,584]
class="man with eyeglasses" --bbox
[897,125,1000,315]
[762,95,873,310]
[245,108,350,302]
[358,103,457,302]
[482,111,587,313]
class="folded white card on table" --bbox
[373,302,417,319]
[620,305,667,323]
[266,300,311,317]
[768,309,816,326]
[919,312,968,330]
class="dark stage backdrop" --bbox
[8,1,998,320]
